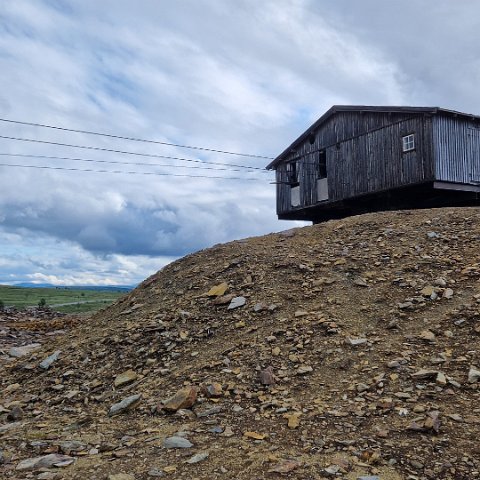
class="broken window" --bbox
[287,162,299,186]
[318,151,327,179]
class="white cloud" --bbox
[0,0,478,284]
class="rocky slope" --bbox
[2,207,480,480]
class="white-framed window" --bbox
[402,134,415,152]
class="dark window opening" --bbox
[287,162,299,186]
[318,151,327,179]
[308,132,316,145]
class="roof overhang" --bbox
[266,105,480,170]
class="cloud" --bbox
[0,0,478,284]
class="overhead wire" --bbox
[0,134,268,171]
[0,161,263,180]
[0,117,275,160]
[0,153,268,173]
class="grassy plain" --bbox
[0,285,127,313]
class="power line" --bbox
[0,117,275,160]
[0,161,263,180]
[0,153,268,174]
[0,134,267,171]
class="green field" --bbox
[0,285,128,314]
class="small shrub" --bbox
[0,299,4,310]
[38,298,47,308]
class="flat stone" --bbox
[353,277,368,287]
[9,343,42,358]
[162,386,197,412]
[39,350,61,370]
[443,288,454,299]
[285,412,302,429]
[347,337,367,346]
[213,294,234,305]
[420,285,435,297]
[186,452,209,464]
[37,473,60,480]
[468,366,480,383]
[419,329,436,341]
[114,370,138,388]
[411,369,438,379]
[207,282,228,297]
[147,468,164,477]
[58,440,87,454]
[163,436,193,449]
[253,302,267,312]
[108,394,142,416]
[108,475,136,480]
[436,371,447,385]
[16,453,74,470]
[202,383,223,397]
[297,364,313,374]
[227,296,246,310]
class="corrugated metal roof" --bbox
[266,105,480,170]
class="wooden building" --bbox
[267,106,480,222]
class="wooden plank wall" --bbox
[276,112,433,215]
[433,116,480,184]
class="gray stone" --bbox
[9,343,41,358]
[253,302,266,312]
[39,350,61,370]
[443,288,454,299]
[411,369,438,379]
[357,476,380,480]
[297,364,313,374]
[163,436,193,449]
[37,473,61,480]
[468,366,480,383]
[108,394,142,416]
[346,337,367,346]
[16,453,74,470]
[7,406,24,422]
[186,452,209,464]
[228,296,246,310]
[58,440,87,453]
[147,468,165,477]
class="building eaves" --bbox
[266,105,480,170]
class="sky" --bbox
[0,0,479,286]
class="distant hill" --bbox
[12,283,135,292]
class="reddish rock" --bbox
[202,382,223,397]
[162,387,197,412]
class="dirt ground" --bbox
[2,207,480,479]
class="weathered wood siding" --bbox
[433,116,480,184]
[276,112,434,215]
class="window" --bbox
[318,151,327,179]
[287,162,299,186]
[402,134,415,152]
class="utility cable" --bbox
[0,117,275,160]
[0,153,267,173]
[0,162,263,180]
[0,135,267,171]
